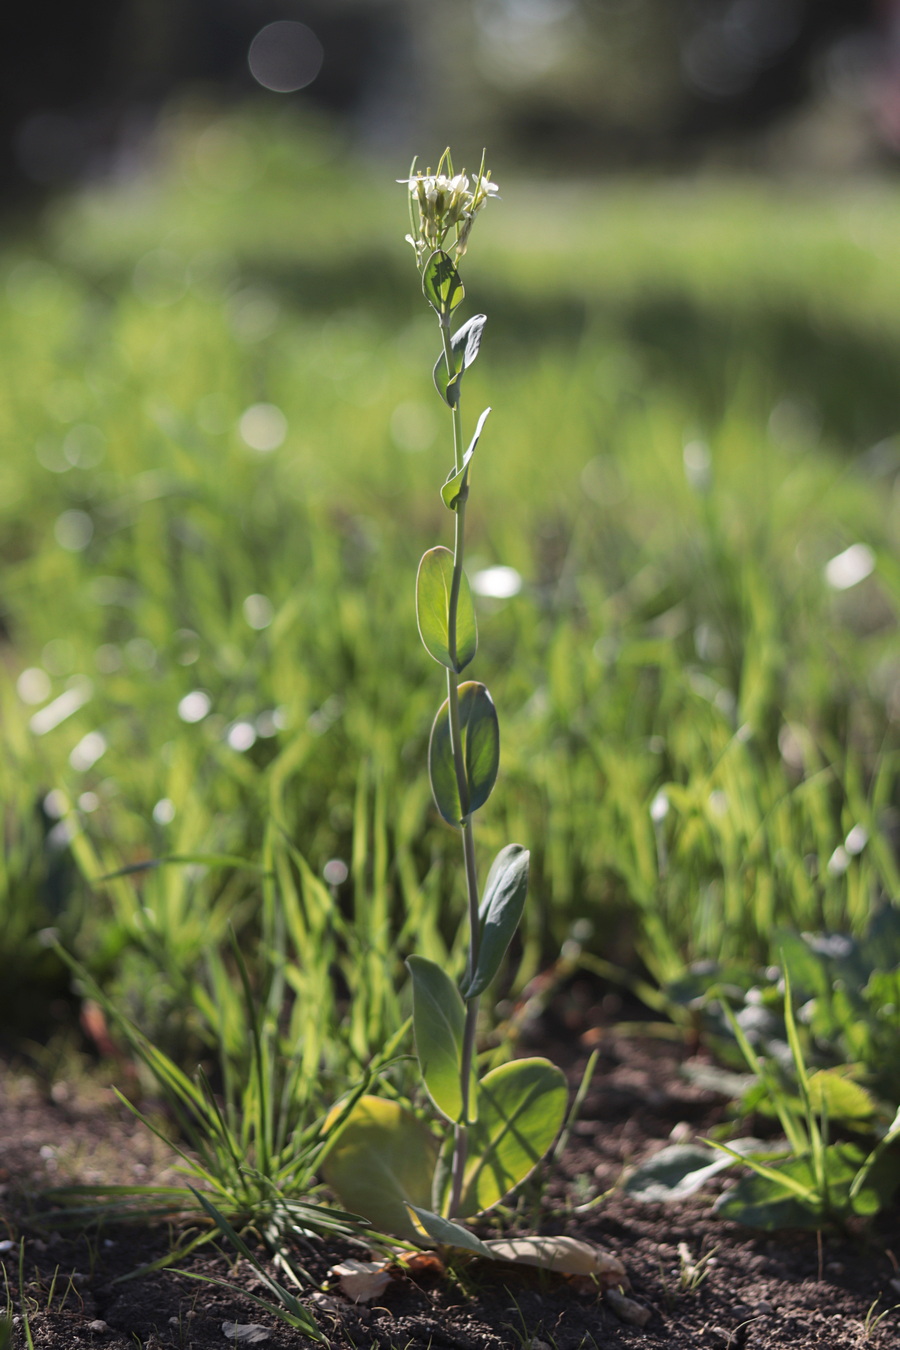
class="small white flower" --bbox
[400,154,499,267]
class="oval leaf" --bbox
[416,548,477,672]
[422,250,464,318]
[622,1139,764,1204]
[428,682,500,825]
[407,955,476,1124]
[464,844,530,999]
[321,1096,438,1241]
[441,407,491,512]
[455,1058,567,1218]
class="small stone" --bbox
[605,1288,651,1328]
[87,1320,109,1334]
[756,1300,775,1315]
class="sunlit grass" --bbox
[0,105,897,1066]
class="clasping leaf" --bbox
[416,547,477,672]
[428,682,500,825]
[407,955,477,1124]
[441,407,491,511]
[463,843,530,999]
[422,250,465,318]
[433,315,487,407]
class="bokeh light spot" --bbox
[825,543,875,590]
[17,667,51,705]
[227,721,257,752]
[239,403,287,452]
[153,798,176,825]
[69,730,107,772]
[178,690,212,723]
[248,21,324,93]
[243,593,274,630]
[55,510,94,552]
[471,565,522,599]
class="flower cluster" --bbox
[400,153,499,269]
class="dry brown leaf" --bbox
[399,1250,446,1278]
[483,1236,628,1289]
[329,1258,392,1304]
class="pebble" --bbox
[87,1320,109,1334]
[756,1299,775,1315]
[605,1288,652,1328]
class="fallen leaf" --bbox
[483,1236,628,1288]
[399,1250,446,1278]
[329,1258,392,1304]
[221,1324,270,1343]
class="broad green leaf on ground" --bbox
[622,1138,766,1204]
[428,682,499,825]
[407,955,476,1123]
[416,547,477,672]
[464,844,530,999]
[441,407,491,511]
[422,250,464,318]
[454,1057,567,1218]
[321,1096,438,1242]
[713,1143,865,1230]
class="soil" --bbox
[2,1000,899,1350]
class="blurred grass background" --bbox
[0,98,897,1079]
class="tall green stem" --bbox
[439,317,482,1217]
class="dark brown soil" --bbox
[2,1026,899,1350]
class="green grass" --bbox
[0,103,897,1074]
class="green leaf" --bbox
[321,1096,438,1242]
[433,315,487,407]
[422,250,464,318]
[807,1069,876,1126]
[407,956,476,1124]
[455,1058,567,1218]
[416,547,477,672]
[441,407,491,511]
[622,1139,766,1204]
[713,1144,864,1230]
[428,682,500,825]
[406,1206,494,1257]
[463,845,530,999]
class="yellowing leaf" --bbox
[321,1095,438,1241]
